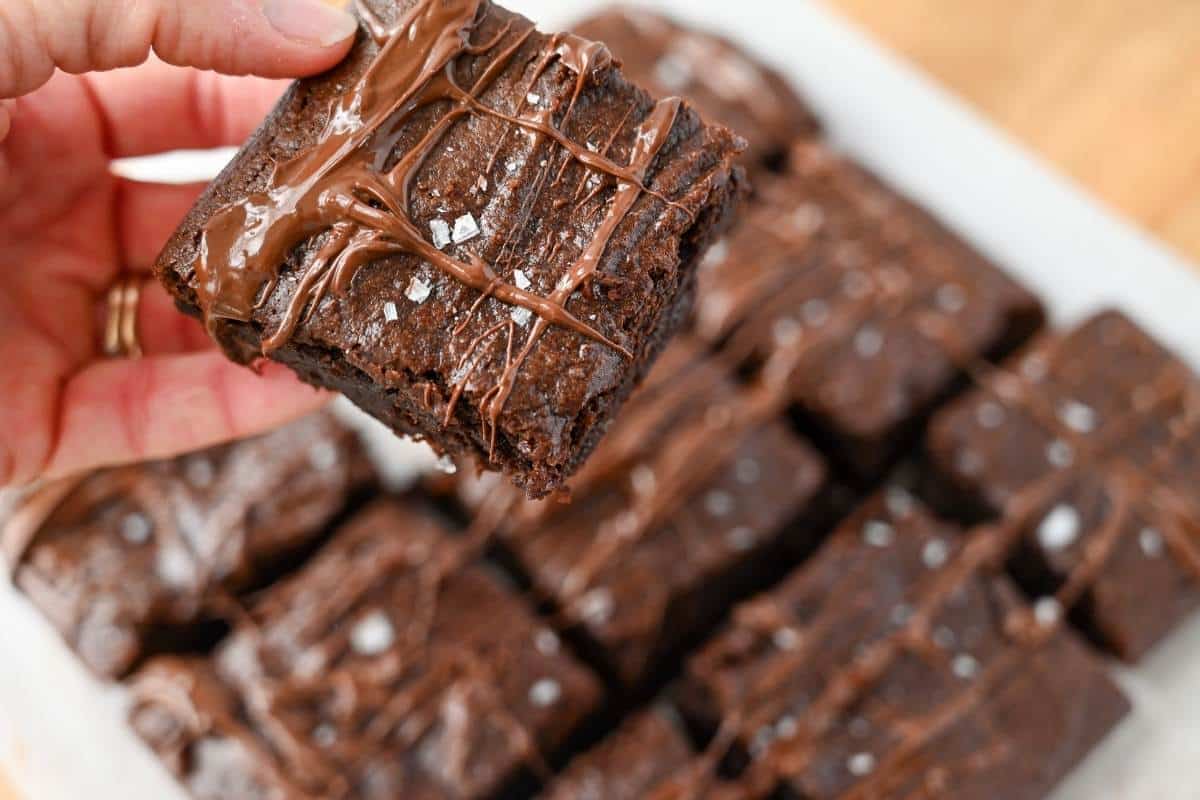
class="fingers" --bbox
[0,0,358,99]
[118,179,209,270]
[35,353,331,483]
[88,62,288,158]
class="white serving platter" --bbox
[3,1,1200,797]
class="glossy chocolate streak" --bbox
[194,0,689,443]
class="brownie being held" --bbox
[680,490,1128,800]
[1,411,370,678]
[131,499,602,800]
[154,0,747,498]
[694,141,1043,479]
[572,5,820,170]
[927,310,1200,661]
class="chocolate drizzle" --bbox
[145,501,600,799]
[195,0,697,452]
[685,333,1196,796]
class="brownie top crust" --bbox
[155,0,746,497]
[682,490,1128,799]
[693,141,1044,477]
[927,310,1200,661]
[572,6,820,169]
[1,412,369,677]
[132,499,602,800]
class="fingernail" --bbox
[263,0,358,48]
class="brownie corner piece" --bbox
[926,308,1200,661]
[3,411,370,678]
[153,0,747,498]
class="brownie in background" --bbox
[154,0,746,499]
[541,707,752,800]
[450,339,828,689]
[573,5,820,170]
[927,310,1200,661]
[693,141,1044,480]
[132,499,601,800]
[679,490,1128,800]
[2,411,370,678]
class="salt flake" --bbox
[429,218,451,249]
[452,213,480,244]
[405,277,432,304]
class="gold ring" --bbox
[103,276,143,359]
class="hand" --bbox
[0,0,360,487]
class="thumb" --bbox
[0,0,359,98]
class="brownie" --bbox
[927,310,1200,661]
[1,412,370,678]
[153,0,747,499]
[541,707,752,800]
[679,491,1128,800]
[131,499,602,800]
[452,339,828,687]
[572,6,820,170]
[693,141,1044,479]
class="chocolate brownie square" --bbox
[679,491,1128,800]
[452,339,828,687]
[153,0,746,499]
[693,142,1044,479]
[927,310,1200,660]
[128,499,602,800]
[572,6,820,170]
[1,412,370,677]
[541,707,752,800]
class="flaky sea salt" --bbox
[1038,504,1080,551]
[511,306,533,327]
[1058,400,1097,433]
[405,277,432,304]
[847,752,876,777]
[429,218,451,249]
[382,301,399,322]
[452,213,480,244]
[350,611,395,656]
[528,678,561,707]
[513,269,531,290]
[863,520,894,548]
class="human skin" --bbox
[0,0,360,487]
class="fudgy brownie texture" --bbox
[540,707,752,800]
[927,310,1200,661]
[450,338,828,688]
[1,412,370,678]
[153,0,746,499]
[679,491,1128,800]
[572,6,820,171]
[693,141,1044,480]
[131,499,601,800]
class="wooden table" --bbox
[829,0,1200,265]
